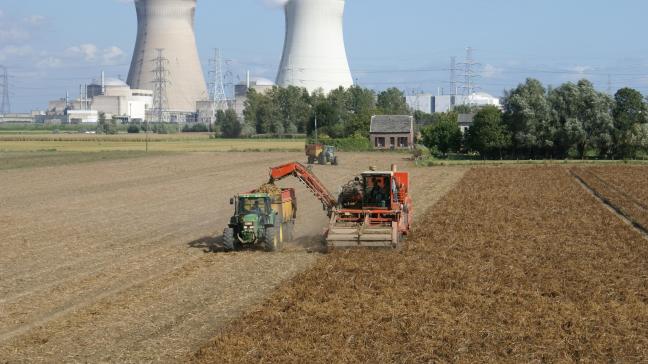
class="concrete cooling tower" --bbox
[276,0,353,93]
[127,0,207,113]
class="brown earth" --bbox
[572,166,648,231]
[194,166,648,363]
[0,152,466,363]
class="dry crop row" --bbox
[571,167,648,231]
[584,166,648,205]
[193,166,648,363]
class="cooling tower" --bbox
[127,0,207,112]
[276,0,353,93]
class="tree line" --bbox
[421,78,648,160]
[212,86,409,139]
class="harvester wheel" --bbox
[223,228,236,252]
[332,156,339,165]
[264,226,280,252]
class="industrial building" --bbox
[126,0,207,114]
[276,0,353,93]
[407,92,501,114]
[45,76,153,123]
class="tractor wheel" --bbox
[264,226,280,252]
[223,228,236,252]
[318,154,326,165]
[332,156,339,165]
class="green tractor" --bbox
[223,189,296,252]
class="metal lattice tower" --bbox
[449,57,459,96]
[458,47,481,104]
[151,48,170,123]
[0,66,10,115]
[208,48,227,109]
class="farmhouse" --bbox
[369,115,414,150]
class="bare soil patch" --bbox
[0,151,464,362]
[194,166,648,363]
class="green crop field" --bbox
[0,134,305,153]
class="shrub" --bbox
[127,124,140,134]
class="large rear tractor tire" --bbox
[223,228,236,252]
[264,226,280,252]
[332,156,339,166]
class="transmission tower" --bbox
[208,49,227,108]
[458,47,481,105]
[449,56,460,96]
[0,66,10,115]
[151,48,170,123]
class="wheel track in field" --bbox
[569,168,648,239]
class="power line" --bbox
[151,48,170,123]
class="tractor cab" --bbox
[362,172,394,209]
[236,194,272,216]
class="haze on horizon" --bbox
[1,0,647,112]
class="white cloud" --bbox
[36,56,62,69]
[66,43,99,61]
[102,46,125,65]
[0,45,33,61]
[66,43,125,65]
[482,64,502,79]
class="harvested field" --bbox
[0,151,465,362]
[194,166,648,363]
[572,166,648,232]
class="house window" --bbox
[375,137,385,148]
[390,137,395,148]
[398,137,409,148]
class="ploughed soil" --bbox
[193,166,648,363]
[0,151,465,363]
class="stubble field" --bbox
[0,151,466,362]
[194,166,648,363]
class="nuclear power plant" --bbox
[127,0,207,115]
[276,0,354,93]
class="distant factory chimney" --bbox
[127,0,207,112]
[276,0,353,93]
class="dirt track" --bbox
[0,152,465,362]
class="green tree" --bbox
[377,87,409,114]
[221,109,242,138]
[549,80,614,158]
[345,86,377,136]
[421,112,461,156]
[613,88,647,158]
[503,78,554,158]
[465,106,511,159]
[96,112,117,135]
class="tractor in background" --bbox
[305,144,339,165]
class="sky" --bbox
[1,0,648,112]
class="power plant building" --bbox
[407,92,501,114]
[127,0,207,114]
[276,0,353,93]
